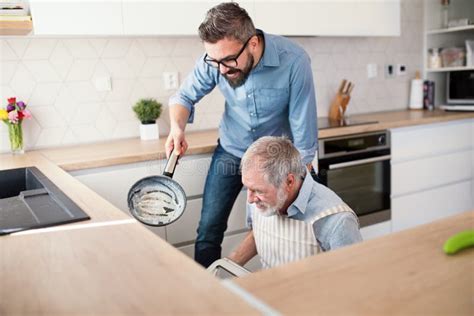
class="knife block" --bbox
[329,93,350,121]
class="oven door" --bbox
[318,149,391,227]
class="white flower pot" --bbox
[139,122,159,140]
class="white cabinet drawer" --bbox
[391,150,472,196]
[177,231,262,272]
[31,0,123,35]
[392,180,472,232]
[391,119,473,162]
[166,190,248,245]
[360,221,391,241]
[254,0,400,36]
[72,160,165,213]
[172,155,211,197]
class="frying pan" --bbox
[127,151,186,226]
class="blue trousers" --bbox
[194,142,243,267]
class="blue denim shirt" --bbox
[169,30,317,164]
[247,173,363,251]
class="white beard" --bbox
[257,186,288,217]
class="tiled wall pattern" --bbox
[0,0,423,152]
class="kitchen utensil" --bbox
[127,151,186,227]
[329,79,353,121]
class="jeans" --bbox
[195,142,243,267]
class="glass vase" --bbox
[8,123,24,154]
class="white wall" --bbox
[0,0,423,152]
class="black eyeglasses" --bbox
[204,35,254,69]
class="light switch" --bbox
[367,63,377,79]
[94,76,112,91]
[163,72,179,90]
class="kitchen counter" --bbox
[0,152,261,314]
[234,211,474,315]
[1,109,473,314]
[40,109,474,171]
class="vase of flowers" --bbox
[132,98,162,141]
[1,97,32,154]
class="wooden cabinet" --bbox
[0,20,33,35]
[30,0,123,35]
[390,119,474,232]
[253,0,400,36]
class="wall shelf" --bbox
[0,20,33,35]
[427,66,474,72]
[427,25,474,35]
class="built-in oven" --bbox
[318,131,391,227]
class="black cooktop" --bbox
[318,117,378,130]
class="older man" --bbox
[228,136,362,269]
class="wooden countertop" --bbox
[0,152,261,315]
[234,211,474,315]
[1,109,473,314]
[0,218,260,314]
[39,109,474,171]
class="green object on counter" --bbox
[443,230,474,255]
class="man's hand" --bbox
[165,127,188,158]
[166,104,191,158]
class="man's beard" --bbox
[256,186,288,217]
[224,54,254,88]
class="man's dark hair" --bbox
[198,2,256,44]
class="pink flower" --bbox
[8,110,19,123]
[20,109,32,119]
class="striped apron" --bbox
[251,203,356,269]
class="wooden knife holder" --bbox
[329,79,354,121]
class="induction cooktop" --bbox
[318,117,378,130]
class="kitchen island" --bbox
[0,153,262,315]
[234,211,474,315]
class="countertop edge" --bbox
[32,110,474,172]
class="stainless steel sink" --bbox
[0,167,90,235]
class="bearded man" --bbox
[166,2,318,267]
[228,136,362,269]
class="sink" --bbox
[0,167,90,235]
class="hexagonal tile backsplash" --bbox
[0,0,423,152]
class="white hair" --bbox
[241,136,306,188]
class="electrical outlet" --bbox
[163,72,179,90]
[367,63,377,79]
[396,64,407,76]
[385,64,395,78]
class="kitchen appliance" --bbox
[441,70,474,111]
[318,131,391,227]
[0,167,90,235]
[127,151,187,227]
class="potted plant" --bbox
[132,98,162,141]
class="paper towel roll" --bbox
[409,79,423,110]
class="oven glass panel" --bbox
[326,160,390,217]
